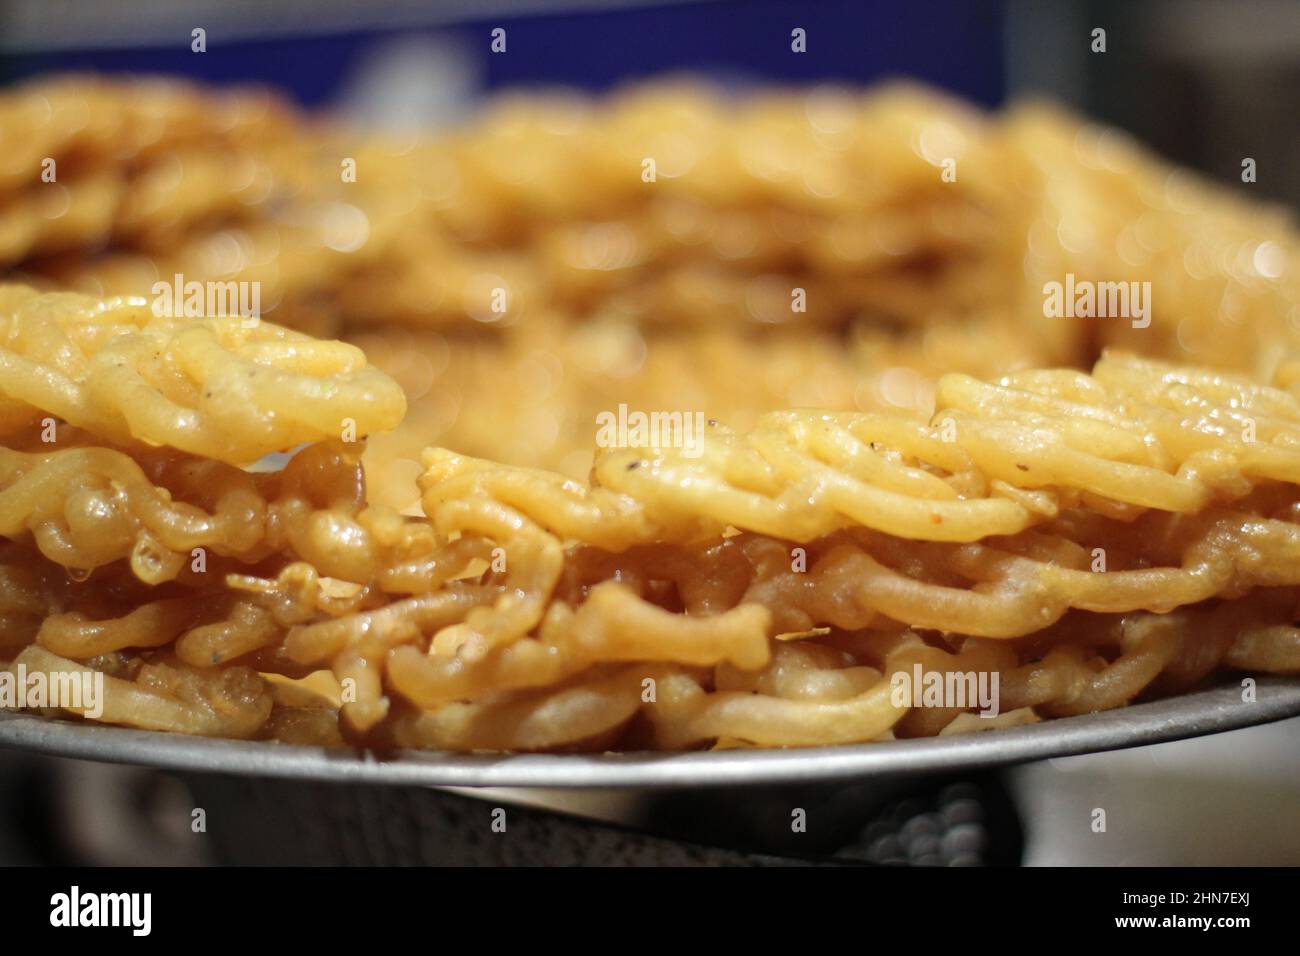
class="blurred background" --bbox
[1,0,1297,205]
[0,0,1297,864]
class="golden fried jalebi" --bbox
[0,76,304,265]
[0,433,370,582]
[0,286,405,462]
[0,76,293,191]
[0,72,1299,753]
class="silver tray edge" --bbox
[1,677,1297,788]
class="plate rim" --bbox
[1,677,1297,788]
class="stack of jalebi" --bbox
[0,73,1298,751]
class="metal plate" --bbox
[2,677,1298,788]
